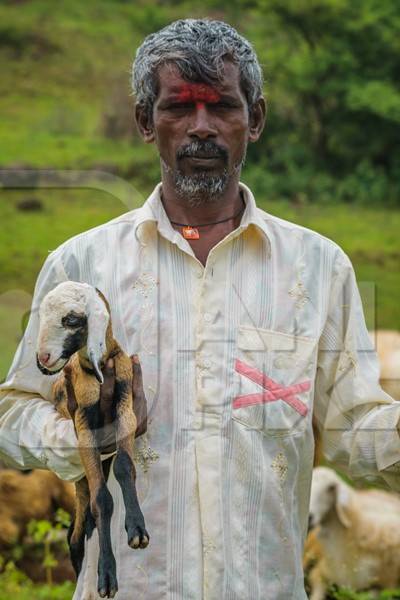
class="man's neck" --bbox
[160,176,244,227]
[160,176,246,267]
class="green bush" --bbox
[332,586,400,599]
[0,563,74,600]
[0,509,74,599]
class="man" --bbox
[1,18,400,600]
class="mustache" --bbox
[176,141,228,161]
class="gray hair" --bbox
[132,19,264,120]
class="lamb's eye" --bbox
[62,313,86,329]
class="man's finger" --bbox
[64,363,72,381]
[103,358,114,378]
[132,354,143,381]
[100,358,115,398]
[100,358,115,425]
[130,354,147,438]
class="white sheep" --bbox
[307,466,400,599]
[370,329,400,401]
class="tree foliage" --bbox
[238,0,400,203]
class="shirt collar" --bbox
[134,181,271,250]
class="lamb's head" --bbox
[36,281,109,383]
[309,466,352,530]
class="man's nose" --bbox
[187,103,218,139]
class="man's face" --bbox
[137,61,264,205]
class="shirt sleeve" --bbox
[0,247,84,482]
[314,250,400,491]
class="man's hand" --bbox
[65,354,147,453]
[132,354,148,438]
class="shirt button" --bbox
[203,313,212,323]
[194,267,203,278]
[39,451,48,465]
[203,359,212,368]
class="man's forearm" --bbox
[0,388,84,481]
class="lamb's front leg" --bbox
[76,407,117,599]
[113,355,149,550]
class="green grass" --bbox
[0,563,74,600]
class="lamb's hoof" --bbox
[97,568,118,599]
[128,525,150,549]
[98,585,118,599]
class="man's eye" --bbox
[213,102,236,110]
[166,103,193,110]
[163,102,237,112]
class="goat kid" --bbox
[36,281,149,599]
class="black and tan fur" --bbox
[39,289,148,599]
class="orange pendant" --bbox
[182,226,200,240]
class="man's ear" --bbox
[135,104,155,144]
[248,97,266,143]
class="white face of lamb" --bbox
[36,281,108,379]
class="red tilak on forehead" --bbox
[176,83,221,104]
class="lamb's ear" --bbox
[86,289,109,384]
[334,484,352,528]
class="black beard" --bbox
[173,169,229,207]
[162,141,246,208]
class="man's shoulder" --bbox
[256,206,348,264]
[56,207,145,256]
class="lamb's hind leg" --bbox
[113,355,149,550]
[80,456,114,600]
[76,407,117,599]
[68,477,90,578]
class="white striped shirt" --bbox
[1,182,400,599]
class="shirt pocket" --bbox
[232,326,317,438]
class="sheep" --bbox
[307,466,400,600]
[36,281,149,599]
[0,469,75,548]
[370,329,400,401]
